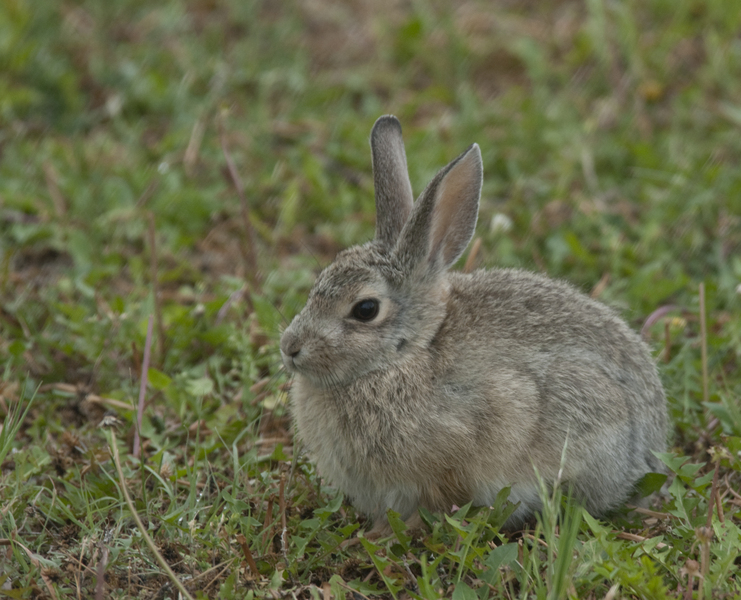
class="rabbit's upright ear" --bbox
[371,116,415,247]
[395,143,482,274]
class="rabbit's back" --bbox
[435,268,667,513]
[441,267,664,422]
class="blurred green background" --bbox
[3,0,740,416]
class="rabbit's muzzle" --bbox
[279,327,302,373]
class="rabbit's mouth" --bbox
[280,347,382,389]
[280,347,333,385]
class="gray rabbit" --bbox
[280,115,667,534]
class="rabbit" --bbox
[279,115,667,534]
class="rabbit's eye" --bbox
[351,299,379,321]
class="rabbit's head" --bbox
[280,115,483,388]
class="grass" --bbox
[1,0,740,597]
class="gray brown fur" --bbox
[280,115,667,531]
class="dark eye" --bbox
[351,299,380,322]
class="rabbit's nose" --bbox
[280,334,302,359]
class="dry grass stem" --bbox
[715,479,726,524]
[39,383,136,411]
[683,576,693,600]
[696,525,712,578]
[14,539,60,600]
[94,541,109,600]
[74,534,92,599]
[43,162,67,221]
[110,430,196,600]
[148,213,165,364]
[262,496,274,546]
[640,304,678,338]
[699,282,708,404]
[706,463,719,529]
[133,315,154,459]
[337,579,372,600]
[590,272,610,299]
[216,286,246,324]
[664,319,671,362]
[631,506,673,520]
[615,532,668,549]
[219,126,259,283]
[279,472,288,563]
[236,533,259,576]
[134,178,160,210]
[184,117,206,176]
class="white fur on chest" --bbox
[290,375,424,519]
[289,373,536,524]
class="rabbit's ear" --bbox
[395,143,482,274]
[371,115,415,247]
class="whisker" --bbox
[300,241,324,270]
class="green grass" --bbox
[1,0,740,597]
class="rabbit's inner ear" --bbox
[395,143,482,275]
[371,115,414,247]
[429,145,483,268]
